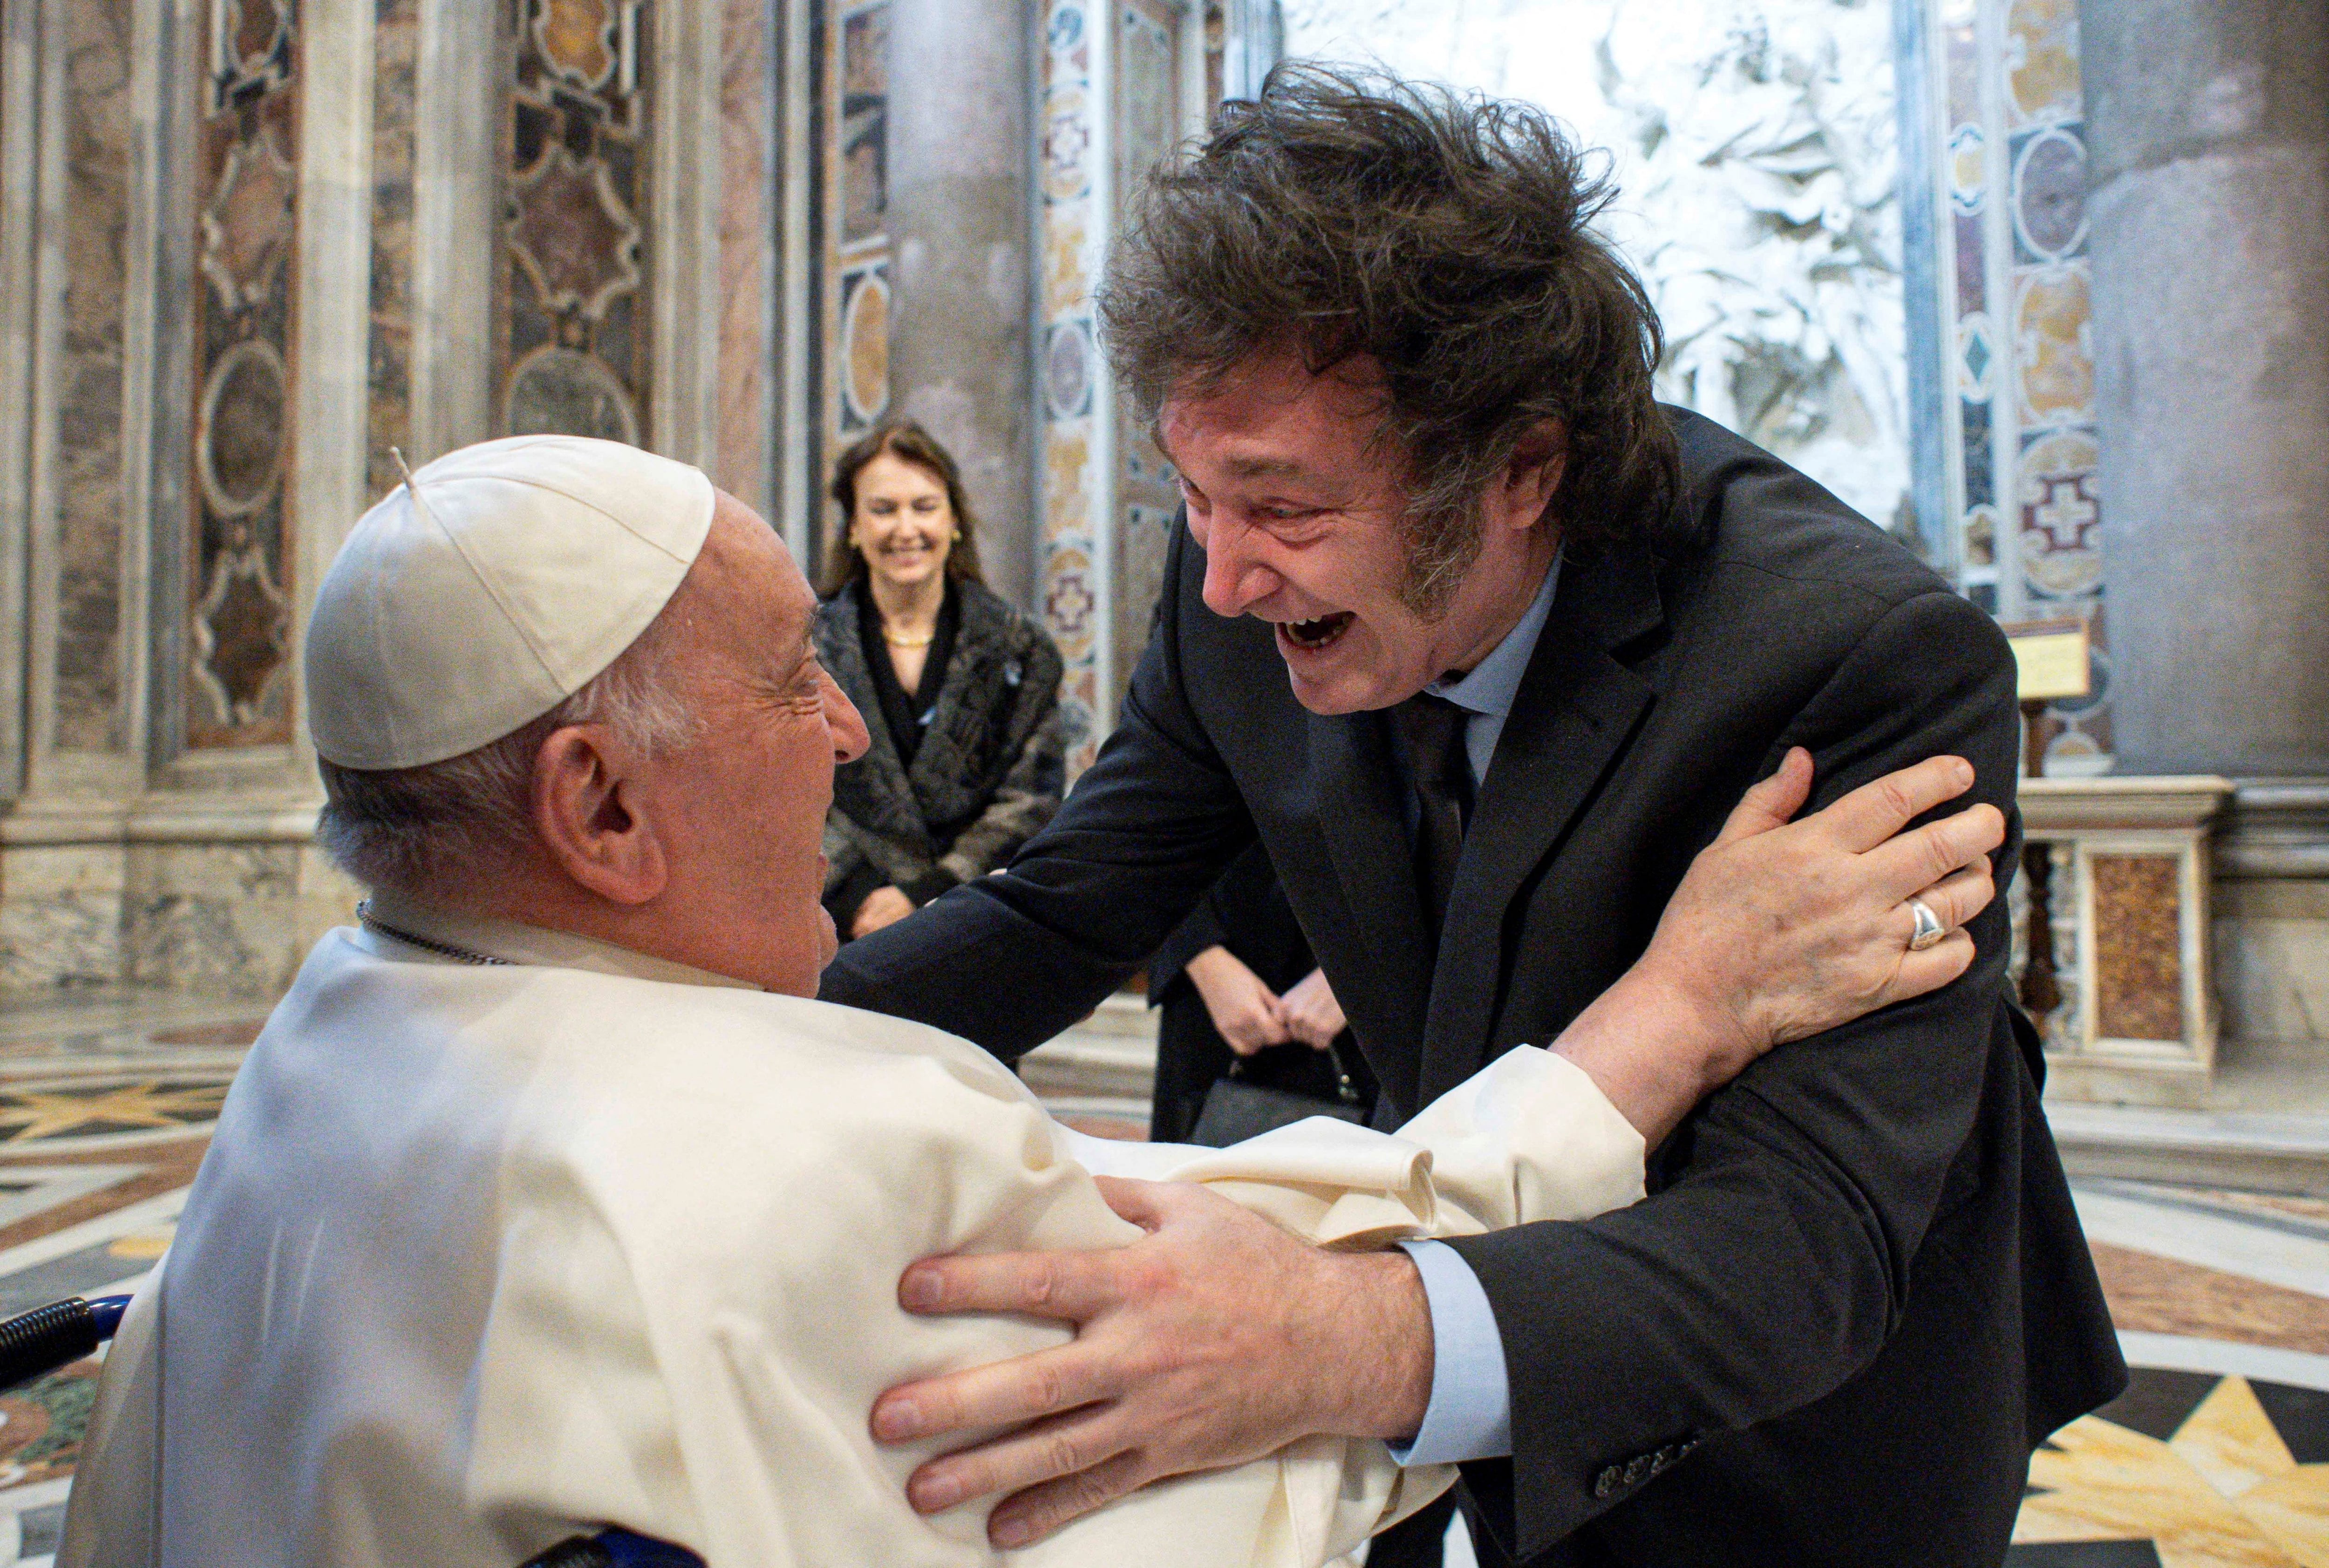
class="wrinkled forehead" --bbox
[679,492,817,666]
[1158,349,1395,456]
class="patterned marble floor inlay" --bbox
[0,986,2327,1565]
[0,1074,230,1150]
[2016,1366,2329,1565]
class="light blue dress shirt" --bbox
[1386,554,1563,1468]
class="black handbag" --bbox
[1187,1039,1367,1148]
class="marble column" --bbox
[407,0,497,464]
[650,0,727,474]
[2080,0,2329,777]
[0,0,146,989]
[2083,0,2329,1061]
[884,0,1035,608]
[715,0,779,520]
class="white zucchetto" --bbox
[306,435,715,770]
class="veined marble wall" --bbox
[785,0,1232,764]
[1924,0,2110,771]
[1110,0,1189,734]
[815,0,894,555]
[365,0,415,501]
[496,0,656,448]
[1036,0,1110,770]
[54,2,134,758]
[1033,0,1222,771]
[0,0,791,996]
[186,0,300,753]
[718,0,776,517]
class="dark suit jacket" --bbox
[821,409,2125,1565]
[1147,839,1319,1000]
[1146,840,1379,1143]
[817,577,1067,916]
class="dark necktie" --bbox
[1395,692,1474,940]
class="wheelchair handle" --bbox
[0,1294,703,1568]
[0,1294,134,1392]
[519,1528,704,1568]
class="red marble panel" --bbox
[2092,853,2186,1043]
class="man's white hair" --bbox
[315,615,699,899]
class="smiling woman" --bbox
[813,421,1068,942]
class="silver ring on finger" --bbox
[1906,897,1947,952]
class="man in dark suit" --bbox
[822,66,2124,1565]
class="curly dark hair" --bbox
[818,418,987,597]
[1098,63,1681,615]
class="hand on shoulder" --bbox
[1555,748,2004,1142]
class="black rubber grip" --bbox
[0,1298,101,1392]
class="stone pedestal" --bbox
[2214,782,2329,1057]
[2022,776,2233,1107]
[885,0,1035,607]
[0,800,357,998]
[2079,0,2329,777]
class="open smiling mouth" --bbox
[1278,612,1355,651]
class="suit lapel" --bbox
[1306,706,1437,1118]
[1414,544,1667,1107]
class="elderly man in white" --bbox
[61,436,1998,1568]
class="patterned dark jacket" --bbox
[815,577,1067,914]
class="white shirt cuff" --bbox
[1387,1238,1513,1466]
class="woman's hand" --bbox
[1279,968,1348,1050]
[852,886,917,938]
[1184,946,1292,1056]
[1556,748,2005,1143]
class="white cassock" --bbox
[61,900,1645,1568]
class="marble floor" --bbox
[2,989,2328,1566]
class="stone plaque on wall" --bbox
[185,0,301,750]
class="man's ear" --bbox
[1496,419,1568,532]
[530,725,669,906]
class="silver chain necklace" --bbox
[356,900,512,967]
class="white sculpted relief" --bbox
[1279,0,1912,535]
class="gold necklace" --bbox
[882,626,935,648]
